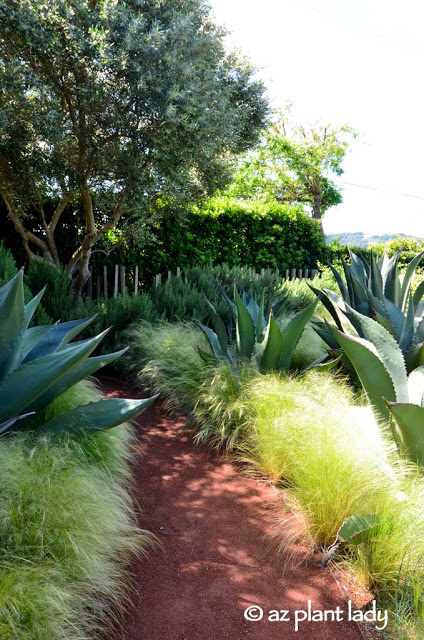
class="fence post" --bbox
[297,269,303,281]
[290,268,296,280]
[284,269,289,280]
[312,269,318,279]
[87,265,92,299]
[261,268,265,277]
[177,267,181,277]
[304,269,309,280]
[120,265,126,295]
[103,265,108,299]
[168,270,172,280]
[155,273,161,288]
[114,265,119,297]
[134,266,139,295]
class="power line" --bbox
[340,181,424,201]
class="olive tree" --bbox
[0,0,268,299]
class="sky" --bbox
[208,0,424,238]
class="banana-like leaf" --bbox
[407,366,424,407]
[0,329,109,422]
[0,270,24,371]
[24,349,128,417]
[326,324,396,421]
[339,304,408,402]
[338,514,381,545]
[278,299,319,371]
[38,396,158,436]
[413,281,424,308]
[23,315,97,363]
[234,287,255,360]
[385,400,424,465]
[22,287,46,332]
[400,250,424,312]
[203,296,229,359]
[260,311,284,372]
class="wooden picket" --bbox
[85,264,320,299]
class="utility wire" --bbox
[340,181,424,201]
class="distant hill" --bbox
[325,232,423,248]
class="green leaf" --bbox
[196,346,218,365]
[349,250,367,288]
[0,270,24,371]
[23,315,97,363]
[256,291,267,340]
[407,366,424,407]
[399,294,415,353]
[0,329,109,423]
[301,352,342,373]
[22,286,46,332]
[338,514,381,545]
[342,304,408,402]
[382,250,401,305]
[385,400,424,466]
[327,261,350,303]
[234,286,255,360]
[350,273,370,316]
[38,396,158,436]
[399,249,424,312]
[260,311,284,372]
[405,343,424,373]
[194,320,220,359]
[308,284,343,330]
[204,295,229,359]
[369,251,384,302]
[385,298,406,342]
[278,298,319,371]
[326,324,396,421]
[24,349,128,417]
[413,281,424,308]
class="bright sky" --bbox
[209,0,424,238]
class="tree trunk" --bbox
[312,195,324,234]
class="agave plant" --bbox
[310,248,424,372]
[195,286,320,373]
[0,270,156,436]
[322,301,424,467]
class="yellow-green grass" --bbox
[0,380,151,639]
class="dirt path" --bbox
[101,378,379,640]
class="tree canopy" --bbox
[0,0,268,298]
[226,106,356,225]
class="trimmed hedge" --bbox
[94,197,328,285]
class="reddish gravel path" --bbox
[101,378,379,640]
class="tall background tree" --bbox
[0,0,268,299]
[226,106,356,228]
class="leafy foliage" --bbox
[0,0,268,298]
[224,106,356,221]
[0,271,156,436]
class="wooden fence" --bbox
[86,265,319,300]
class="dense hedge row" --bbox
[94,198,328,284]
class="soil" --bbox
[100,377,381,640]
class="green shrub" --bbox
[95,197,328,284]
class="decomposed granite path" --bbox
[100,377,380,640]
